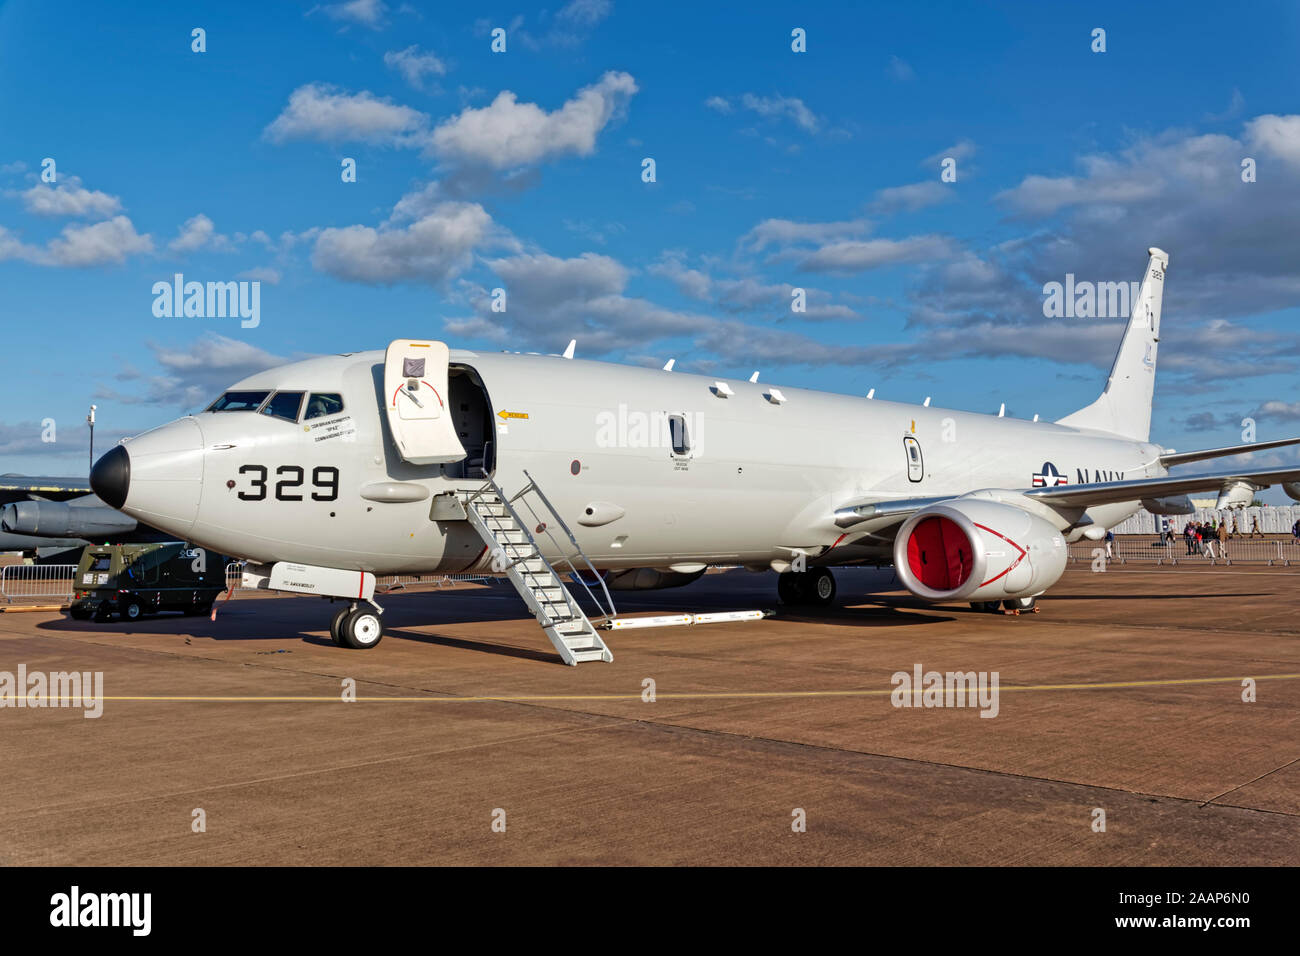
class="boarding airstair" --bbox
[462,470,617,665]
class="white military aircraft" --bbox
[90,248,1300,663]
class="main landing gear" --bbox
[777,567,837,606]
[329,602,385,649]
[970,596,1039,615]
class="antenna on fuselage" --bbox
[866,388,875,399]
[562,339,576,359]
[998,403,1005,418]
[663,359,675,371]
[1033,413,1039,422]
[749,371,759,383]
[923,396,931,407]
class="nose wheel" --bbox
[329,603,384,649]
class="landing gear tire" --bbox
[806,568,836,606]
[1002,596,1037,615]
[778,568,836,606]
[329,605,352,647]
[777,572,806,605]
[339,607,383,649]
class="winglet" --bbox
[562,339,576,359]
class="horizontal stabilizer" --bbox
[1159,436,1300,467]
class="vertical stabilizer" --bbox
[1056,247,1168,441]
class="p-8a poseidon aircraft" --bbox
[90,248,1300,663]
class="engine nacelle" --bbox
[893,498,1067,603]
[0,500,138,538]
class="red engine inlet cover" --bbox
[906,515,973,591]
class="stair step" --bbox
[465,476,612,665]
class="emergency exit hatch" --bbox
[383,339,467,465]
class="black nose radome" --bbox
[90,444,130,510]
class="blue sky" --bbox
[3,0,1300,485]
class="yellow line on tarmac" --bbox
[95,673,1300,703]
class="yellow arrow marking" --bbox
[497,410,529,420]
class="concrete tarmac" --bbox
[1,566,1296,865]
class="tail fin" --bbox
[1056,246,1168,441]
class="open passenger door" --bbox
[383,339,467,465]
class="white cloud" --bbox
[99,334,289,410]
[319,0,388,29]
[923,139,976,167]
[264,83,428,145]
[487,252,629,308]
[996,162,1166,216]
[514,0,611,49]
[20,178,122,218]
[557,0,611,26]
[429,71,637,169]
[44,216,153,266]
[794,235,954,273]
[887,55,915,81]
[869,180,952,213]
[739,93,819,132]
[168,213,228,254]
[238,267,282,285]
[384,45,446,90]
[650,254,859,320]
[1245,114,1300,166]
[312,200,494,284]
[704,96,732,114]
[741,218,870,252]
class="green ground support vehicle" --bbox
[68,542,230,622]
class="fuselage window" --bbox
[261,391,305,423]
[669,414,690,455]
[304,393,345,420]
[207,390,270,412]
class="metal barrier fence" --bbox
[0,564,77,602]
[1068,535,1299,566]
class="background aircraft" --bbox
[0,475,168,558]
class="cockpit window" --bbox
[260,391,304,423]
[304,393,344,420]
[206,390,270,412]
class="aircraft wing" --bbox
[835,465,1300,530]
[1024,465,1300,508]
[0,475,93,505]
[1159,436,1300,467]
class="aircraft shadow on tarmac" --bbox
[1037,592,1269,601]
[34,579,951,659]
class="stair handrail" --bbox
[519,469,618,621]
[467,473,573,628]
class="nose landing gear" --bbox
[329,602,385,648]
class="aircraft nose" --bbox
[92,417,205,538]
[90,444,131,510]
